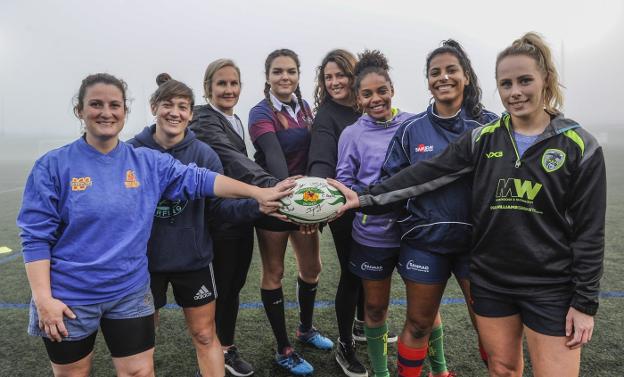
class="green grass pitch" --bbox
[0,144,622,376]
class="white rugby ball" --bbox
[279,177,346,224]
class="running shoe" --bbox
[353,320,397,344]
[296,326,334,350]
[275,348,314,376]
[335,338,368,377]
[224,346,254,376]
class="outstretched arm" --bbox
[330,129,476,216]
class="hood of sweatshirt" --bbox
[358,108,412,130]
[132,124,197,153]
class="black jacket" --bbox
[307,99,360,178]
[189,104,277,238]
[127,126,262,271]
[190,104,277,187]
[359,113,606,315]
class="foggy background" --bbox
[1,0,623,161]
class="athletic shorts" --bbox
[348,240,399,280]
[470,283,572,336]
[150,264,218,309]
[28,282,154,342]
[254,214,299,232]
[397,247,470,284]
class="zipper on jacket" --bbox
[505,121,522,168]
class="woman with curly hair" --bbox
[335,49,413,377]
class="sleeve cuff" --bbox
[203,171,219,197]
[22,247,51,263]
[570,294,598,316]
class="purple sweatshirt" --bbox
[336,110,413,248]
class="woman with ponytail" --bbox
[331,32,605,377]
[335,49,413,377]
[378,40,498,377]
[248,49,332,376]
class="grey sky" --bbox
[1,0,622,144]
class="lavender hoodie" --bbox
[336,110,413,248]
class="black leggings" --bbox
[43,314,155,365]
[330,212,364,342]
[213,228,255,346]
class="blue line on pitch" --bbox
[1,292,623,310]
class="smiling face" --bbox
[357,72,394,121]
[324,61,351,105]
[152,96,193,140]
[496,54,546,121]
[210,66,241,115]
[267,56,299,102]
[78,83,126,143]
[427,52,468,108]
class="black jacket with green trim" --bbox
[359,113,606,315]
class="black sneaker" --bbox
[335,338,368,377]
[352,320,397,344]
[224,346,254,376]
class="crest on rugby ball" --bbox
[295,187,324,206]
[541,149,566,173]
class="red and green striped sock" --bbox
[398,339,427,377]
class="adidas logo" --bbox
[193,285,213,300]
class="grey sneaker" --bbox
[335,338,368,377]
[224,346,254,376]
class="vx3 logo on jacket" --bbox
[491,178,543,214]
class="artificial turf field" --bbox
[0,143,622,377]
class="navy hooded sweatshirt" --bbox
[128,125,262,272]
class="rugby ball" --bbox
[279,177,346,224]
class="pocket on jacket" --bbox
[147,227,200,271]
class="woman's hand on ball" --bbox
[326,178,360,218]
[256,179,295,214]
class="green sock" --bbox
[365,322,390,377]
[427,324,448,375]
